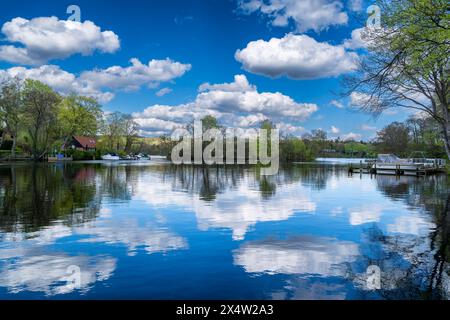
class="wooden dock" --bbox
[349,160,446,176]
[48,156,73,162]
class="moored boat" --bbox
[351,153,446,176]
[101,154,120,161]
[374,154,446,171]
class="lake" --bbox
[0,161,448,300]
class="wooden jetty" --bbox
[48,156,73,162]
[349,154,446,176]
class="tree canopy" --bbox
[344,0,450,158]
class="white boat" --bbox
[371,154,445,174]
[137,153,150,160]
[352,153,445,176]
[101,154,120,161]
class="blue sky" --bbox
[0,0,410,140]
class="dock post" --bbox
[348,164,354,176]
[359,160,362,177]
[372,162,377,175]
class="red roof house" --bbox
[65,136,97,151]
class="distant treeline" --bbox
[1,78,447,162]
[147,115,448,162]
[0,78,141,161]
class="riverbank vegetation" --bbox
[0,77,448,162]
[343,0,450,159]
[0,0,448,164]
[0,78,141,161]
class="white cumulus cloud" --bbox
[235,34,358,79]
[237,0,348,33]
[0,16,120,65]
[350,91,375,107]
[341,132,362,141]
[133,74,317,136]
[0,58,191,104]
[330,100,345,109]
[156,87,173,97]
[0,65,114,103]
[330,126,340,134]
[343,27,374,50]
[348,0,363,12]
[80,58,191,91]
[361,124,377,131]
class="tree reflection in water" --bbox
[0,164,100,233]
[352,175,450,299]
[0,163,448,299]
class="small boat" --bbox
[372,154,445,175]
[137,153,150,160]
[101,154,120,161]
[351,153,446,176]
[120,154,146,160]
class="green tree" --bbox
[260,119,275,132]
[259,120,276,157]
[310,129,328,154]
[406,114,446,157]
[123,114,140,153]
[22,79,61,161]
[58,94,102,145]
[344,0,450,159]
[281,137,315,161]
[376,122,411,156]
[185,115,221,135]
[344,142,373,157]
[311,129,327,142]
[102,111,125,151]
[201,115,220,131]
[0,78,23,158]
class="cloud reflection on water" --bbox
[0,163,448,299]
[0,246,116,295]
[76,218,188,256]
[135,177,316,240]
[233,236,359,276]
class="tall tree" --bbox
[102,111,125,151]
[58,94,102,144]
[123,114,140,153]
[376,122,411,155]
[202,115,220,131]
[311,129,327,142]
[406,115,423,144]
[22,79,60,161]
[311,129,328,152]
[260,119,275,132]
[0,78,23,157]
[344,0,450,158]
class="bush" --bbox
[70,150,96,160]
[280,138,316,162]
[117,150,127,157]
[0,140,13,151]
[95,149,103,159]
[0,150,11,158]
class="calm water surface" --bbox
[0,161,449,299]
